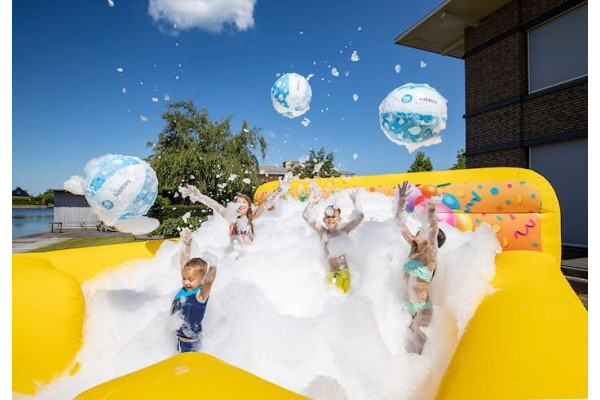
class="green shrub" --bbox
[147,195,211,222]
[12,198,40,206]
[149,216,206,238]
[160,205,210,221]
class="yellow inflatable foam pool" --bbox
[12,167,587,399]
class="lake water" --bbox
[12,208,54,238]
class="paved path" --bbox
[12,229,132,254]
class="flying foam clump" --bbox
[270,73,312,119]
[378,83,448,153]
[63,154,159,234]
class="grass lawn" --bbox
[32,236,136,252]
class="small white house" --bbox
[52,190,100,229]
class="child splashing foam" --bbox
[396,181,446,354]
[303,184,364,293]
[179,173,292,248]
[170,228,217,353]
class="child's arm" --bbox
[302,184,323,234]
[198,265,217,302]
[396,181,414,244]
[342,190,364,233]
[253,172,292,219]
[180,228,192,270]
[179,185,226,218]
[426,195,441,265]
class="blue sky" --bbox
[12,0,465,196]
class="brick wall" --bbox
[464,0,587,169]
[466,104,522,149]
[465,33,527,110]
[521,0,574,24]
[465,2,519,52]
[522,84,587,140]
[468,148,529,168]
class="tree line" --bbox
[144,100,465,235]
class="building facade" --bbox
[52,190,100,228]
[396,0,587,247]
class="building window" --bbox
[528,3,587,93]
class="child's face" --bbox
[323,210,342,231]
[234,197,250,215]
[181,268,204,291]
[414,231,429,249]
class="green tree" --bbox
[32,190,54,205]
[450,148,467,170]
[147,101,268,204]
[407,151,434,172]
[291,147,341,179]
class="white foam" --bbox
[26,191,499,399]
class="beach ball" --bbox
[414,195,428,208]
[420,184,438,198]
[378,83,448,153]
[455,213,474,232]
[64,154,159,233]
[405,184,422,212]
[441,193,461,210]
[271,73,312,119]
[434,203,456,227]
[414,199,457,227]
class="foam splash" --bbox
[26,190,499,399]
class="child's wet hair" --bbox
[324,205,341,217]
[437,229,446,248]
[183,257,209,274]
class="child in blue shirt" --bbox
[171,228,217,353]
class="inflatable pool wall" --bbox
[13,167,587,399]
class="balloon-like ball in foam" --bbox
[378,83,448,153]
[270,73,312,119]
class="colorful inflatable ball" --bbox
[441,193,461,210]
[378,83,448,153]
[413,198,457,227]
[270,73,312,119]
[419,184,438,198]
[63,154,159,234]
[455,212,474,232]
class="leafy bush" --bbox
[12,198,36,205]
[147,195,209,222]
[149,216,206,238]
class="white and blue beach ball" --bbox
[82,154,158,226]
[271,73,312,119]
[378,83,448,153]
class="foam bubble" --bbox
[27,191,499,399]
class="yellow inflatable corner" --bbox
[435,251,587,399]
[75,352,308,399]
[13,240,166,284]
[13,256,85,395]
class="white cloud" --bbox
[148,0,257,33]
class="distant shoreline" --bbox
[12,205,53,209]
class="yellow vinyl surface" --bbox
[13,168,586,399]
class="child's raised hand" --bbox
[204,266,217,285]
[278,172,293,193]
[180,227,192,246]
[179,185,202,203]
[349,189,359,203]
[428,194,443,209]
[397,181,412,199]
[308,182,323,204]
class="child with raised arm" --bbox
[396,181,446,354]
[170,228,217,353]
[179,174,292,246]
[303,187,364,293]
